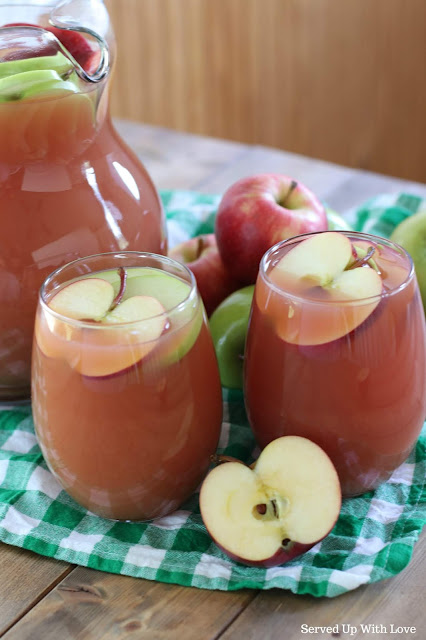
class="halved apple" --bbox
[267,232,383,345]
[199,436,341,567]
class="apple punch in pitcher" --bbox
[32,252,223,521]
[0,1,167,402]
[245,231,426,497]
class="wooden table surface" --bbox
[1,121,426,640]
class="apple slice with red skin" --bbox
[215,174,327,285]
[84,267,204,366]
[3,23,98,72]
[169,233,241,316]
[48,277,115,321]
[200,436,341,567]
[266,232,383,345]
[37,276,168,377]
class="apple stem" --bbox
[196,236,206,259]
[279,180,298,207]
[347,246,381,274]
[110,267,127,310]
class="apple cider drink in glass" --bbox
[244,231,426,497]
[32,252,223,521]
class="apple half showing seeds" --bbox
[267,231,383,345]
[199,436,341,567]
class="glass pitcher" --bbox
[0,0,167,402]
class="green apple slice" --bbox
[90,267,192,310]
[21,77,79,100]
[0,69,77,102]
[0,52,73,80]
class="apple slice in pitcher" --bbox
[267,232,383,345]
[200,436,341,567]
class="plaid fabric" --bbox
[0,190,425,597]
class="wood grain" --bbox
[2,566,255,640]
[106,0,426,182]
[0,544,72,636]
[219,531,426,640]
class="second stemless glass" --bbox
[244,231,426,497]
[32,252,223,521]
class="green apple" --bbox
[209,285,254,389]
[390,210,426,312]
[326,206,353,231]
[0,69,78,102]
[0,52,73,80]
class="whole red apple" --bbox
[169,234,241,316]
[215,174,327,284]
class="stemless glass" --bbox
[32,252,222,521]
[244,231,426,497]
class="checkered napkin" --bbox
[0,190,425,597]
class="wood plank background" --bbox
[105,0,426,183]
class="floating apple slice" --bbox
[86,268,203,365]
[73,295,168,378]
[0,69,67,101]
[271,231,353,288]
[48,278,115,321]
[200,436,341,567]
[104,295,165,326]
[39,279,169,377]
[0,52,73,79]
[267,232,383,345]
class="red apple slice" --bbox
[271,231,353,288]
[266,232,383,345]
[86,267,204,365]
[103,295,165,326]
[199,436,341,567]
[72,296,168,378]
[38,278,168,377]
[48,278,115,320]
[3,23,98,72]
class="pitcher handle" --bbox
[49,0,111,83]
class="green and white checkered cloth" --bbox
[0,190,425,597]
